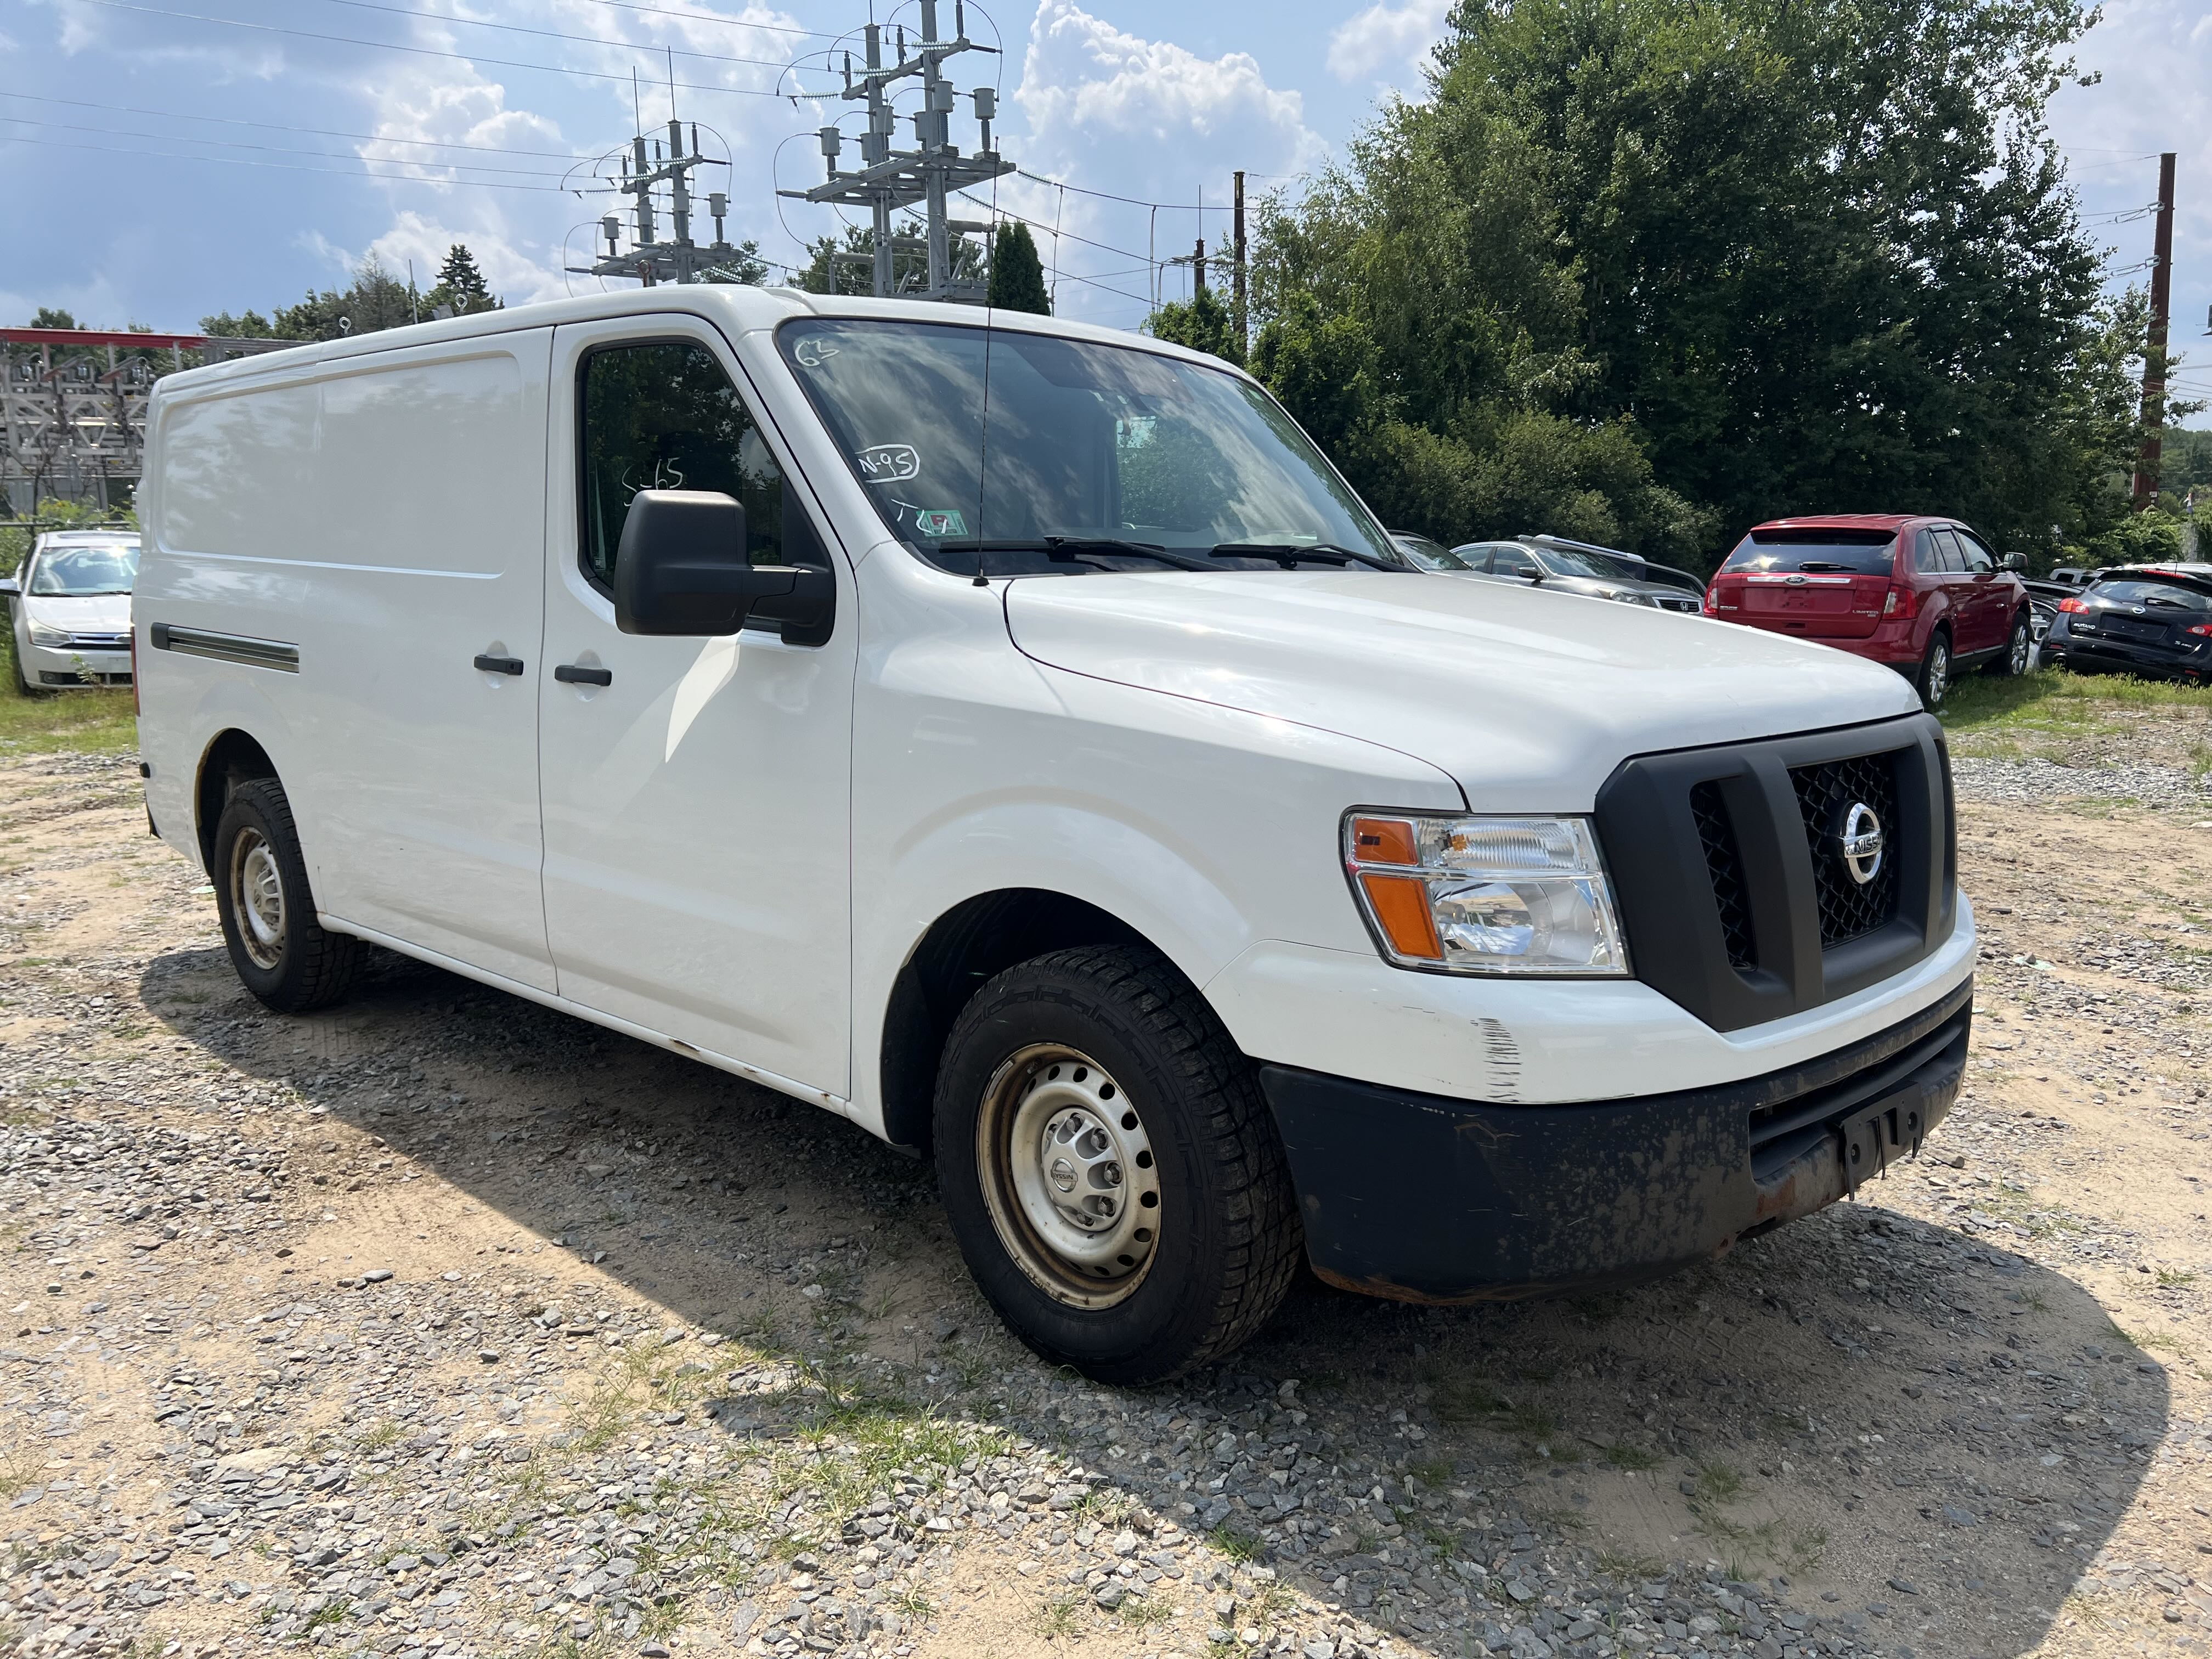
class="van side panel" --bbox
[141,333,557,990]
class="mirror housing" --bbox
[611,489,834,644]
[2000,552,2028,573]
[0,575,18,603]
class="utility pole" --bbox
[2132,151,2177,507]
[1193,239,1207,296]
[1232,170,1248,357]
[570,117,748,286]
[781,0,1011,302]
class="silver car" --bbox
[1396,533,1706,613]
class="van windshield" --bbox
[29,543,139,596]
[777,319,1405,574]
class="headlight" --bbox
[1344,813,1629,975]
[27,622,69,647]
[1600,588,1653,606]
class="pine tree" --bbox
[987,223,1051,315]
[435,245,495,309]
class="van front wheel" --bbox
[212,777,360,1013]
[934,944,1301,1384]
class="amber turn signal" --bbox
[1358,871,1443,960]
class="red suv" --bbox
[1704,515,2034,708]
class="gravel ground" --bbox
[1,746,2208,1659]
[1948,758,2212,811]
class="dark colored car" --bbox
[1705,515,2033,709]
[1441,536,1707,612]
[2040,567,2212,685]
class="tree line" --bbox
[1149,0,2196,574]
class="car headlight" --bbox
[1599,588,1653,605]
[26,621,69,647]
[1343,813,1629,975]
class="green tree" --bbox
[269,255,416,342]
[29,308,78,329]
[1250,0,2129,567]
[198,310,277,338]
[797,222,979,296]
[1147,286,1242,367]
[987,222,1051,314]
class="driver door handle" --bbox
[554,663,613,687]
[473,653,524,675]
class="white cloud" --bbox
[1325,0,1449,86]
[1017,0,1319,163]
[1004,0,1325,323]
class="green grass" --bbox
[1939,665,2210,761]
[0,666,136,755]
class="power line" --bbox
[59,0,835,103]
[303,0,802,76]
[0,113,580,178]
[0,130,580,191]
[1015,168,1235,213]
[0,92,597,163]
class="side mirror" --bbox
[0,575,18,600]
[2000,552,2027,573]
[611,489,834,644]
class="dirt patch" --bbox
[0,745,2205,1659]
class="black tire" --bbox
[933,944,1301,1384]
[1985,612,2032,678]
[211,777,360,1012]
[1915,629,1952,710]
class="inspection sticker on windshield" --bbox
[856,443,920,484]
[914,509,968,538]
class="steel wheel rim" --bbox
[975,1043,1161,1310]
[1927,641,1949,706]
[230,828,285,970]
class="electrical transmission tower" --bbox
[780,0,1013,302]
[574,119,751,286]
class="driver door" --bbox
[536,315,855,1098]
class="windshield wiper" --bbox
[917,536,1216,574]
[1795,561,1858,574]
[1043,535,1216,571]
[1209,541,1402,571]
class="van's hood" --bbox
[21,594,131,634]
[1003,569,1921,807]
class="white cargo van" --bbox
[134,287,1976,1381]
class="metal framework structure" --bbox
[571,119,759,288]
[1,328,287,511]
[779,0,1012,302]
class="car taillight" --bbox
[2188,623,2212,638]
[1882,583,1918,619]
[1702,589,1717,614]
[2057,596,2090,613]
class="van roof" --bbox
[150,283,1242,397]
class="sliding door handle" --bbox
[554,663,613,687]
[472,653,525,675]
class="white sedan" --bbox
[1,532,139,691]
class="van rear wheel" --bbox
[933,944,1301,1384]
[212,777,360,1013]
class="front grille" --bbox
[67,633,130,648]
[1655,594,1701,613]
[1790,752,1900,946]
[1690,782,1756,968]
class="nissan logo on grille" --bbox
[1833,801,1884,886]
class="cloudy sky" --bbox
[2,0,2205,419]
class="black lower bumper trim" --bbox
[1260,977,1971,1304]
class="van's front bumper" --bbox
[1262,977,1970,1302]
